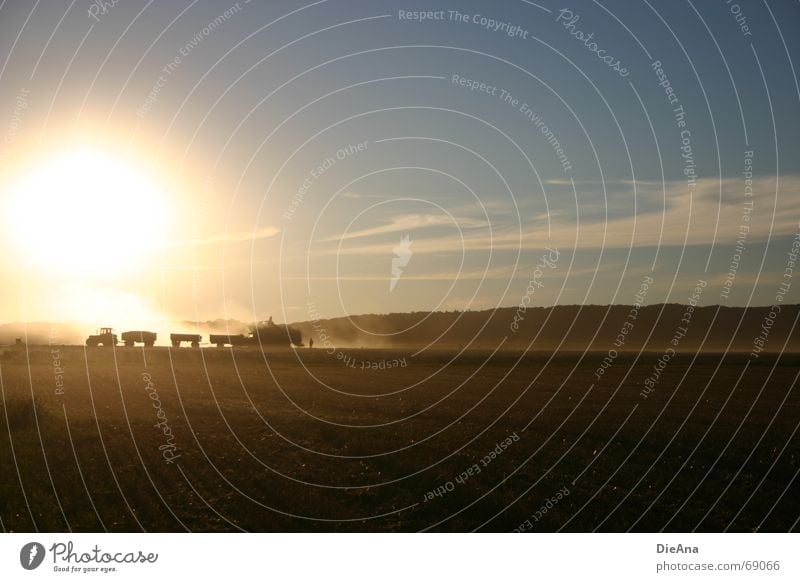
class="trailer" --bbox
[170,333,201,348]
[208,333,248,348]
[120,330,157,347]
[209,319,302,348]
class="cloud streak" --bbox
[315,175,799,256]
[169,226,281,249]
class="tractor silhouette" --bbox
[85,327,117,347]
[85,328,157,347]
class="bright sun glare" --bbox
[5,149,170,276]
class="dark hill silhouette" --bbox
[290,304,800,352]
[2,305,797,352]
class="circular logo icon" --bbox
[20,542,45,570]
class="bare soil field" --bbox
[1,346,798,532]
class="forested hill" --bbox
[290,304,800,352]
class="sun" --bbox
[4,148,171,277]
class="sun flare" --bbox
[4,148,171,276]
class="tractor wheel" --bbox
[145,341,155,347]
[125,340,134,347]
[191,341,199,348]
[172,340,180,348]
[216,343,224,348]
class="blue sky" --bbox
[0,0,798,324]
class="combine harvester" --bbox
[209,318,302,348]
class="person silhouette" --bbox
[309,338,314,349]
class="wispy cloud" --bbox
[321,213,486,242]
[317,175,800,256]
[339,190,388,200]
[169,226,280,248]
